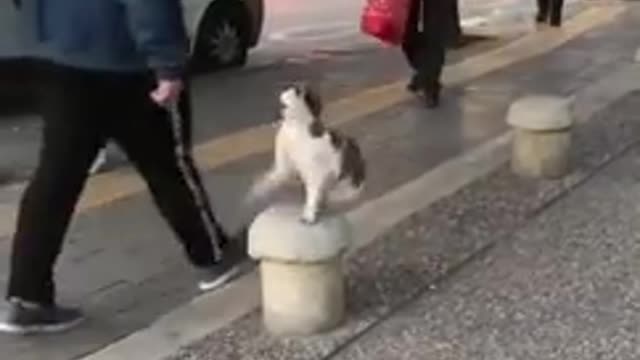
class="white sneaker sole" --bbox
[89,151,108,175]
[197,265,242,292]
[0,316,84,335]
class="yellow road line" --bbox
[0,4,624,239]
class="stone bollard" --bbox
[248,204,351,336]
[507,95,574,179]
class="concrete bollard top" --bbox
[248,204,352,264]
[507,95,573,131]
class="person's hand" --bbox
[150,79,184,107]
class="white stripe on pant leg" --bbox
[167,103,223,262]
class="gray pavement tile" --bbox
[86,262,196,318]
[334,148,640,360]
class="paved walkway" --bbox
[329,103,640,359]
[163,5,640,360]
[166,84,640,360]
[0,1,635,360]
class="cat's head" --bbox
[279,82,323,119]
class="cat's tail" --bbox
[245,168,291,205]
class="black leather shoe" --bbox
[424,93,440,109]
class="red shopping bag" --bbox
[360,0,411,46]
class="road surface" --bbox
[0,0,573,183]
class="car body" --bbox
[184,0,263,51]
[0,0,264,109]
[183,0,264,70]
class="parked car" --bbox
[183,0,264,71]
[0,0,264,110]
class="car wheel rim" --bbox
[208,21,241,64]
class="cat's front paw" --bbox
[300,212,318,225]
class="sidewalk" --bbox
[162,7,640,360]
[0,2,636,360]
[328,96,640,359]
[166,86,640,360]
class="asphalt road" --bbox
[0,0,567,184]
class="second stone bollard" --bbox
[248,204,351,336]
[507,95,574,179]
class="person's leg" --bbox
[549,0,564,26]
[447,0,463,48]
[418,0,447,107]
[536,0,550,22]
[402,0,422,92]
[108,75,245,290]
[2,63,106,334]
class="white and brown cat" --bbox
[248,83,366,224]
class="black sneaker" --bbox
[406,76,421,93]
[197,229,252,292]
[549,16,562,27]
[424,84,441,109]
[0,299,84,335]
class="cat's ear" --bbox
[301,84,323,118]
[291,82,306,96]
[278,82,299,96]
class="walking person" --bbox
[536,0,564,27]
[1,0,247,335]
[402,0,450,108]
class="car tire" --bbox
[192,3,249,72]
